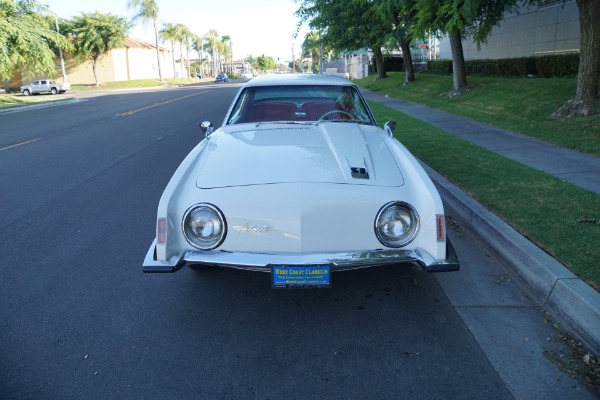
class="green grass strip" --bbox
[369,101,600,290]
[357,72,600,156]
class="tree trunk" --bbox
[448,30,467,96]
[399,38,415,84]
[391,13,415,84]
[373,46,387,80]
[153,19,163,82]
[555,0,599,117]
[92,56,100,86]
[186,47,191,78]
[179,43,184,78]
[171,43,176,79]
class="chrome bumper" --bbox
[143,240,459,273]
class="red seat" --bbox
[305,101,340,120]
[252,102,293,122]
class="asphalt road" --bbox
[0,82,595,399]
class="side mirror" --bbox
[384,120,396,137]
[199,121,214,138]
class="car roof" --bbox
[243,74,354,88]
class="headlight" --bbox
[182,204,226,250]
[375,201,419,248]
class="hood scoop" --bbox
[350,167,369,179]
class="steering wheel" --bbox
[318,110,354,121]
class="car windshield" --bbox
[225,84,375,125]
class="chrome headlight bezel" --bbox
[182,203,227,250]
[374,201,420,248]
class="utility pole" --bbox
[292,44,295,73]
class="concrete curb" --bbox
[422,163,600,352]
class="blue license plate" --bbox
[272,265,331,288]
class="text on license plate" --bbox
[272,265,331,288]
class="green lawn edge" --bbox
[357,72,600,156]
[367,101,600,290]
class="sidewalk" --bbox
[362,90,600,195]
[361,89,600,352]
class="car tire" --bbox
[22,90,30,96]
[50,88,58,95]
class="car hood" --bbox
[196,123,404,188]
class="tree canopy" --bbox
[0,0,71,85]
[63,12,130,86]
[296,0,599,116]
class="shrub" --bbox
[426,54,579,78]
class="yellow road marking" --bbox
[116,90,210,117]
[0,138,40,151]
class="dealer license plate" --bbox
[272,265,331,288]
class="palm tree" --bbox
[174,24,189,78]
[180,25,192,78]
[221,35,231,74]
[302,31,321,74]
[191,35,205,75]
[127,0,163,81]
[205,30,220,76]
[160,23,178,79]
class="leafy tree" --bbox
[296,0,393,80]
[0,0,71,90]
[378,0,418,84]
[160,22,179,79]
[414,0,525,96]
[63,12,130,86]
[256,55,276,72]
[127,0,163,81]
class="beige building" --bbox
[17,37,182,86]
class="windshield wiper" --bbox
[255,121,316,126]
[317,119,372,125]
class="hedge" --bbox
[427,53,579,78]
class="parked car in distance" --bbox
[20,79,70,95]
[143,74,460,288]
[215,73,229,82]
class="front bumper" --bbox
[142,240,460,273]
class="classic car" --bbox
[143,74,459,287]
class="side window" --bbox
[40,80,47,85]
[33,81,40,86]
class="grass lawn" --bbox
[357,72,600,156]
[366,99,600,290]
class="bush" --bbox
[427,60,452,74]
[534,54,579,77]
[426,54,579,78]
[465,57,536,76]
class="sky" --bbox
[43,0,311,63]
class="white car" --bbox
[143,74,459,287]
